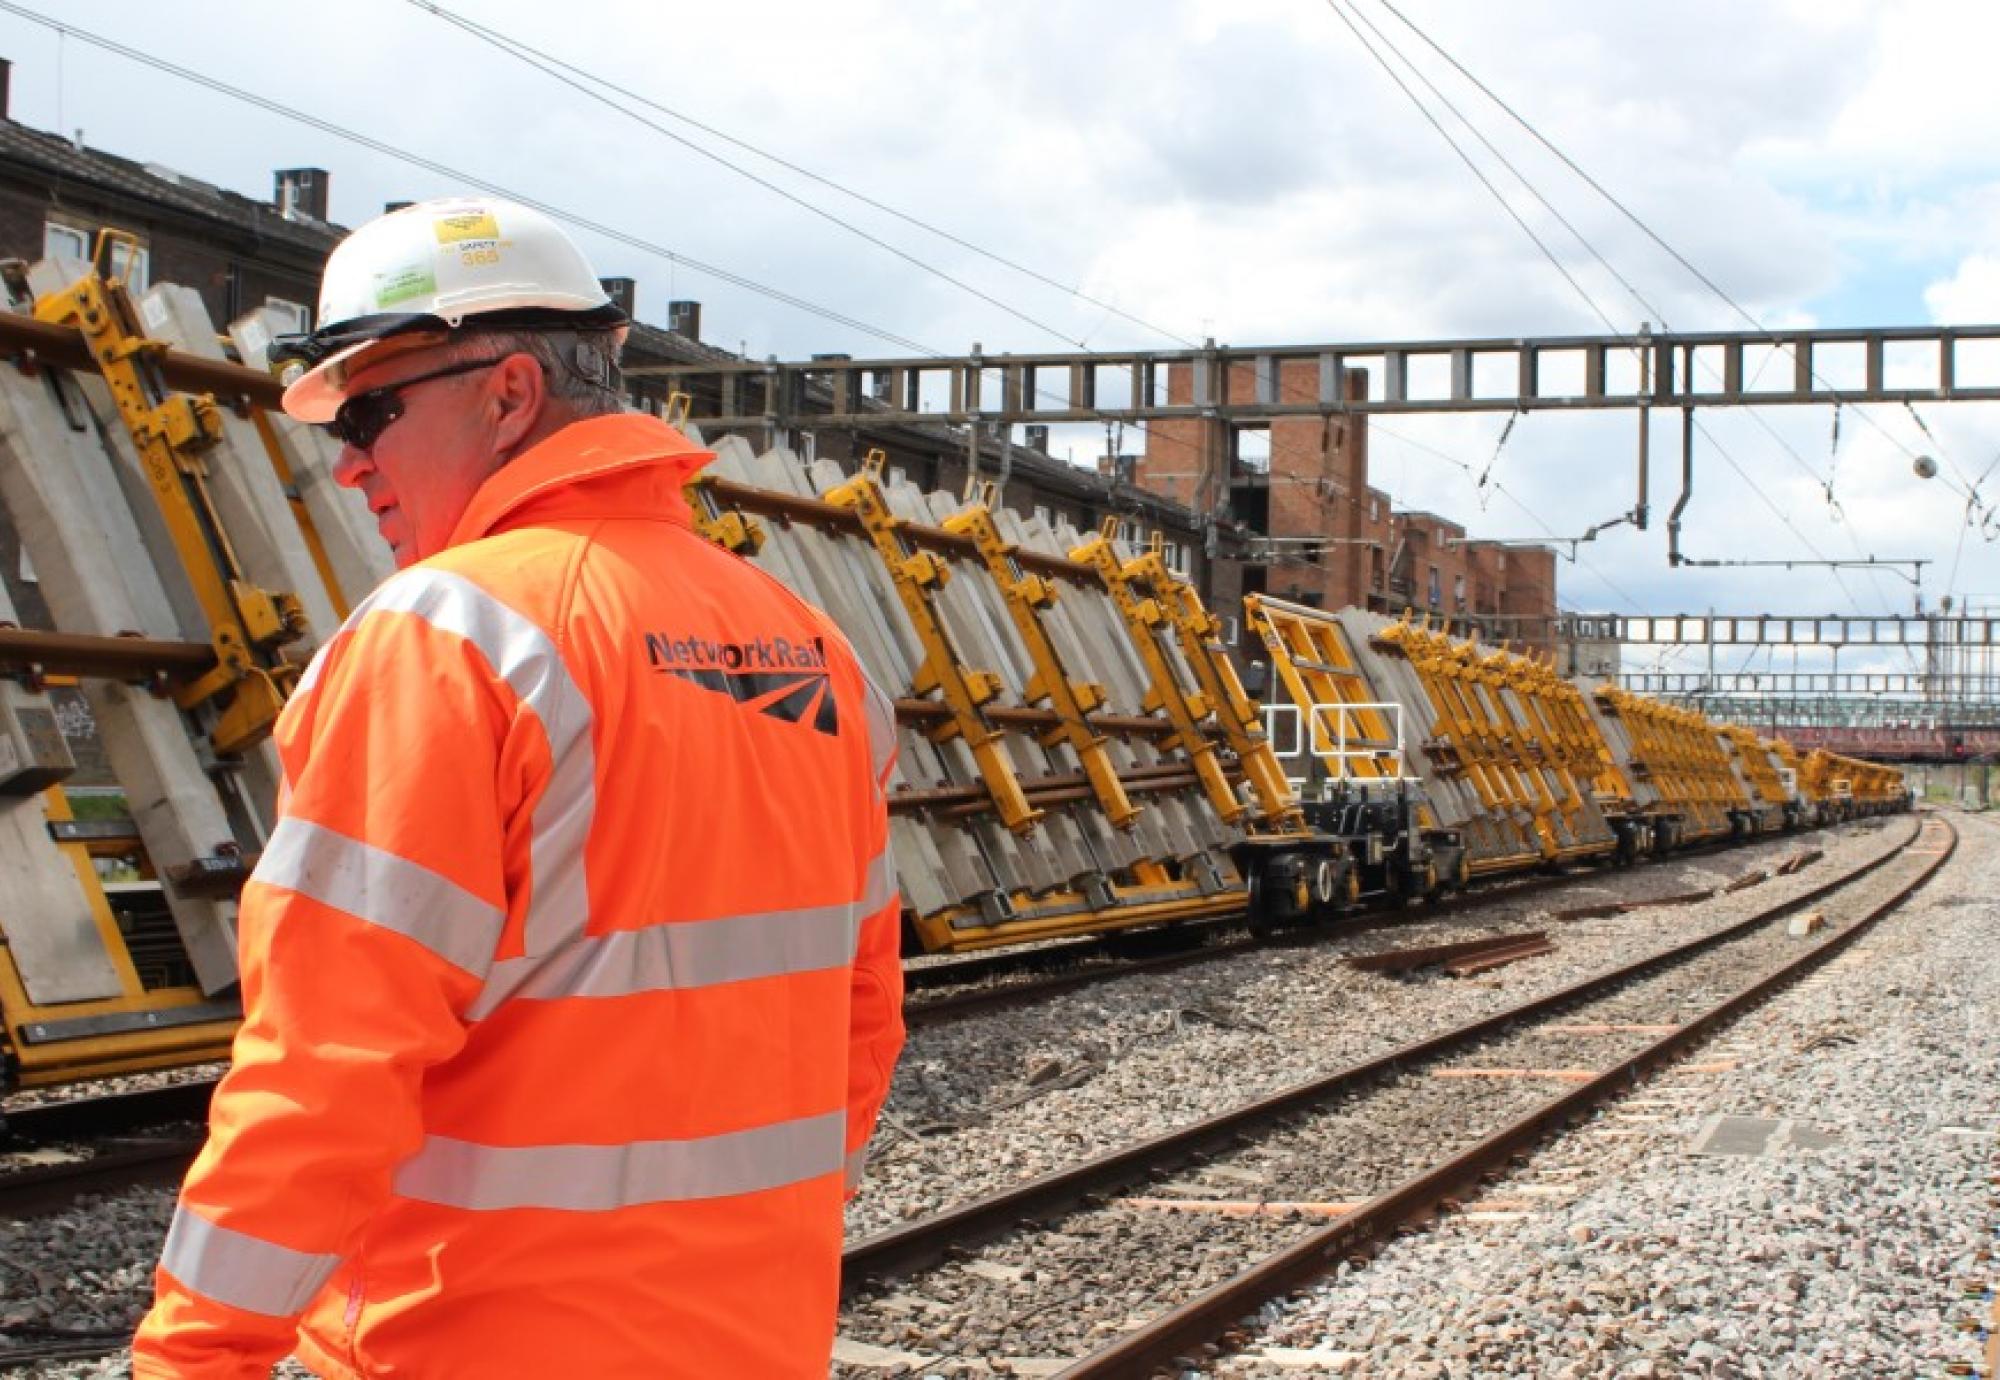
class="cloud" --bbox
[4,0,1998,629]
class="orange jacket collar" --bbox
[449,413,715,548]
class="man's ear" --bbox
[490,352,548,453]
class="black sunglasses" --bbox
[324,357,504,451]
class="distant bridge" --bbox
[1770,725,2000,763]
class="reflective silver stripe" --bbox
[298,567,597,957]
[254,818,504,977]
[392,1109,846,1211]
[843,1143,869,1194]
[861,673,899,791]
[468,845,897,1015]
[158,1204,340,1318]
[860,845,898,919]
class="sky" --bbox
[3,0,1999,682]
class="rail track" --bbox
[0,1078,214,1218]
[0,821,1877,1225]
[901,821,1858,1028]
[834,813,1952,1376]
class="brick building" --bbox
[0,68,1206,595]
[0,69,336,332]
[1137,356,1557,650]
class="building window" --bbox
[1369,496,1380,523]
[1454,573,1466,609]
[265,297,310,334]
[1428,566,1441,607]
[108,239,149,293]
[1163,540,1188,574]
[887,465,908,489]
[44,222,88,263]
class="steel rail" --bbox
[0,820,1905,1218]
[1052,814,1955,1378]
[2,1076,217,1144]
[841,815,1925,1297]
[898,818,1862,1019]
[1343,930,1549,974]
[0,1135,204,1217]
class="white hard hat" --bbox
[276,196,627,423]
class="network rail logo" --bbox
[645,632,839,736]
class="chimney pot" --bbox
[668,299,701,340]
[0,59,12,123]
[597,276,636,319]
[274,167,330,221]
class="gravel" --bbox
[847,822,1906,1241]
[0,819,1925,1377]
[1211,808,1996,1379]
[829,818,1935,1374]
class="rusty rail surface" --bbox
[1,1076,219,1218]
[1052,814,1954,1378]
[1344,931,1549,975]
[842,816,1927,1300]
[1443,937,1556,976]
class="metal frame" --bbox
[1262,698,1408,791]
[634,324,2000,428]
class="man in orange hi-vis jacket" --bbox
[131,196,905,1379]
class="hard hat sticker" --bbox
[434,211,502,244]
[375,264,439,308]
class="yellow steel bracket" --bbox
[1071,524,1247,825]
[1136,549,1299,827]
[35,229,305,755]
[666,389,693,429]
[942,499,1140,829]
[825,464,1042,834]
[685,475,766,556]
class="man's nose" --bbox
[330,443,372,488]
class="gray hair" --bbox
[450,327,626,418]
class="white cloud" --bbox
[2,0,1997,621]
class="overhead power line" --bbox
[0,2,1299,502]
[1366,0,1973,623]
[405,1,1136,356]
[405,0,1201,350]
[1371,0,1950,479]
[1329,0,1926,638]
[0,0,941,357]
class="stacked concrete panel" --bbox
[699,441,1246,949]
[1322,609,1617,873]
[0,260,380,1086]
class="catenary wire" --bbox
[404,0,1202,349]
[1334,0,1915,616]
[1347,0,1949,639]
[1330,0,1924,653]
[0,2,1269,497]
[408,0,1151,357]
[1371,0,1946,475]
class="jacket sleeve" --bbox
[843,673,905,1196]
[132,579,520,1377]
